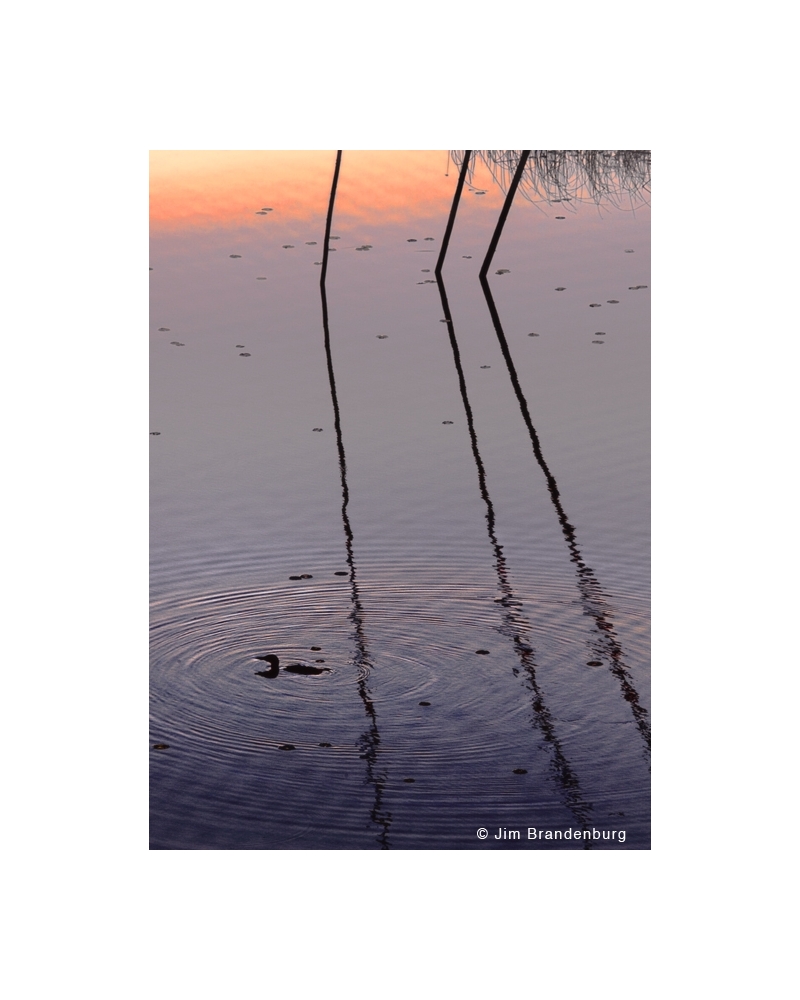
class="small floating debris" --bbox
[480,365,491,369]
[376,335,388,339]
[421,269,431,272]
[424,237,435,241]
[495,269,510,275]
[462,255,472,259]
[624,249,634,253]
[150,432,161,436]
[528,332,539,337]
[315,659,326,664]
[589,303,602,307]
[235,344,245,348]
[229,254,242,258]
[299,574,313,579]
[421,279,436,284]
[607,299,619,303]
[407,239,417,242]
[403,777,416,783]
[592,340,605,344]
[256,277,267,280]
[305,241,317,245]
[439,319,448,323]
[512,768,528,775]
[595,332,606,336]
[152,744,170,750]
[587,660,602,666]
[555,216,565,220]
[158,327,170,331]
[255,211,269,215]
[555,287,566,291]
[475,649,490,655]
[149,267,153,271]
[312,427,323,431]
[474,190,486,195]
[289,575,302,580]
[318,742,332,748]
[282,245,294,249]
[261,208,273,212]
[313,262,322,265]
[334,571,348,576]
[278,744,295,751]
[239,352,251,356]
[329,236,340,240]
[355,244,373,251]
[442,420,453,424]
[629,285,648,290]
[170,341,185,346]
[311,646,322,651]
[419,701,431,707]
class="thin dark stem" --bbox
[320,150,391,847]
[435,150,471,276]
[479,151,530,280]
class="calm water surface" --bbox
[150,151,650,849]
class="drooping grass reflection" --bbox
[450,149,650,210]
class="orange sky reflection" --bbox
[150,150,506,234]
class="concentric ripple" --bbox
[151,573,649,850]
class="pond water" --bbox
[150,150,650,850]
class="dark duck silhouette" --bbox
[254,654,330,677]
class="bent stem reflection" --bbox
[436,153,593,834]
[477,174,651,757]
[320,150,391,847]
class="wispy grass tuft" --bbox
[450,150,651,210]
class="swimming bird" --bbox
[254,654,330,677]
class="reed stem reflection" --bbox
[320,150,391,847]
[477,169,651,757]
[436,152,593,833]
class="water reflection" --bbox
[473,157,651,757]
[320,150,391,848]
[450,149,651,210]
[434,159,593,835]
